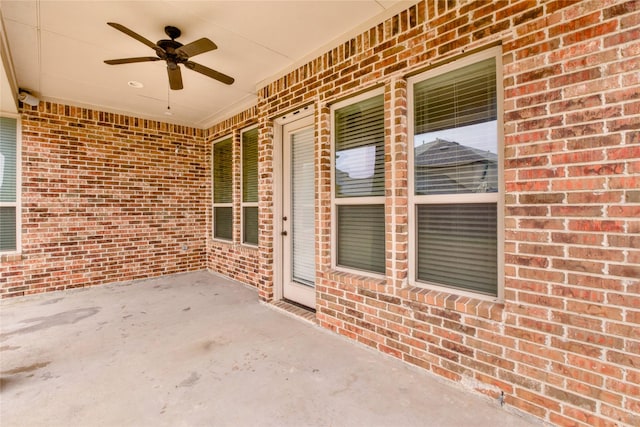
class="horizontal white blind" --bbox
[337,204,385,274]
[292,127,315,286]
[334,94,385,198]
[0,117,17,202]
[213,138,232,204]
[416,203,497,295]
[242,128,258,203]
[214,207,232,240]
[0,207,16,251]
[414,57,496,135]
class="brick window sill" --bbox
[0,253,23,263]
[322,269,388,292]
[398,285,504,321]
[210,241,259,254]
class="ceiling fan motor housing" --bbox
[157,39,185,62]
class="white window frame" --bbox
[211,135,233,242]
[330,88,386,278]
[0,114,21,255]
[407,47,504,301]
[240,125,259,247]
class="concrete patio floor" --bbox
[1,271,539,426]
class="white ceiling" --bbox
[0,0,415,128]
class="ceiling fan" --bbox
[104,22,234,90]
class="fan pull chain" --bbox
[166,84,172,116]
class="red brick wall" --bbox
[0,102,207,297]
[247,1,639,426]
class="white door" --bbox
[281,116,315,308]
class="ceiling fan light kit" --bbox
[104,23,234,90]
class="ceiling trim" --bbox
[0,7,19,114]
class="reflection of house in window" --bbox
[415,138,497,195]
[335,145,379,197]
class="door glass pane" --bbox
[0,117,17,202]
[291,128,315,286]
[337,204,385,274]
[417,203,497,295]
[0,207,16,251]
[334,94,385,198]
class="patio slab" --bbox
[1,271,540,426]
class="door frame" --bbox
[272,105,315,305]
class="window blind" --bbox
[242,128,258,203]
[0,207,16,251]
[291,127,315,285]
[213,137,233,241]
[334,94,385,198]
[0,117,17,202]
[414,57,498,196]
[213,138,232,204]
[414,57,497,135]
[214,207,232,240]
[242,128,258,245]
[337,204,385,274]
[416,203,497,295]
[412,54,499,296]
[0,117,17,252]
[243,207,258,245]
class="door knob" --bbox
[281,231,288,236]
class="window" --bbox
[212,137,233,241]
[0,116,19,253]
[241,127,258,245]
[409,49,502,297]
[332,90,385,275]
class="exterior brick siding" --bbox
[1,1,638,426]
[1,104,207,296]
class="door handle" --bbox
[281,231,288,236]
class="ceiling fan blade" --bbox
[175,38,217,59]
[167,64,183,90]
[185,61,234,85]
[104,57,161,65]
[107,22,159,51]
